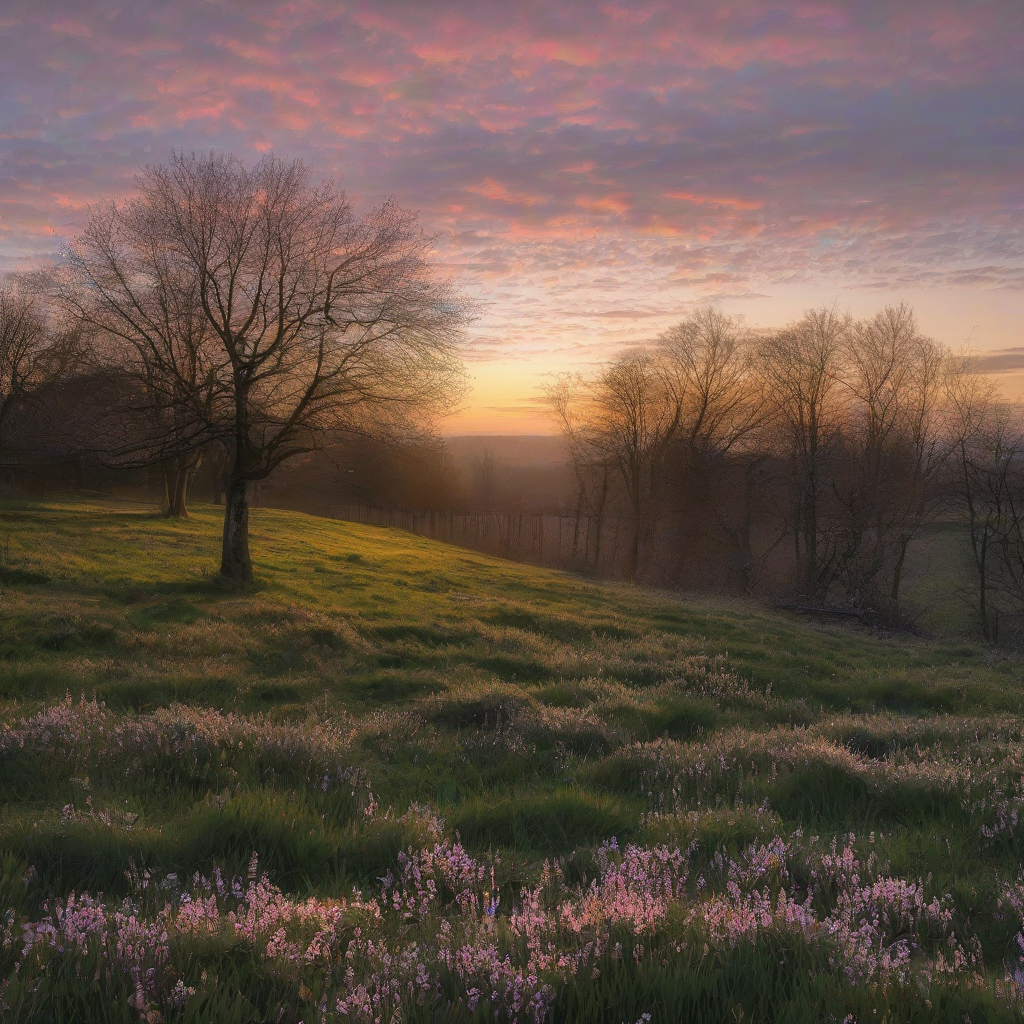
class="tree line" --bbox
[548,305,1023,636]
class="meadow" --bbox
[1,501,1024,1022]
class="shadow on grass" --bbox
[451,788,640,855]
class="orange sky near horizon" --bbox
[446,281,1024,434]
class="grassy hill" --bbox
[1,502,1024,1022]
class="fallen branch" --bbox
[775,602,869,624]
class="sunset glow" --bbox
[2,1,1022,431]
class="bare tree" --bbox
[947,370,1022,640]
[547,354,681,578]
[657,307,767,587]
[756,306,849,600]
[882,322,952,605]
[549,311,765,583]
[0,280,77,473]
[543,302,997,621]
[596,352,683,576]
[835,305,954,608]
[0,283,46,446]
[63,151,466,582]
[658,307,760,457]
[89,273,222,518]
[545,373,614,566]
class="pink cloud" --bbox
[0,0,1018,399]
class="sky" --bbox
[1,1,1022,433]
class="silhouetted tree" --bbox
[657,307,766,587]
[0,278,78,478]
[756,306,849,600]
[63,151,467,582]
[547,355,681,577]
[835,305,953,608]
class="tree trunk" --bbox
[160,459,173,514]
[169,466,191,519]
[978,530,989,640]
[220,478,252,584]
[628,473,642,580]
[160,454,195,519]
[890,536,909,604]
[629,520,640,580]
[593,466,609,571]
[739,461,757,594]
[805,495,819,599]
[793,499,802,576]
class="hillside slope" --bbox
[1,502,1023,1022]
[0,501,1013,715]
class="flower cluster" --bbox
[5,696,1024,1021]
[3,828,1004,1023]
[0,693,371,803]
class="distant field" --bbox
[1,502,1024,1022]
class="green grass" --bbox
[1,500,1024,1022]
[0,501,1012,716]
[901,519,979,634]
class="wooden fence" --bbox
[328,503,640,577]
